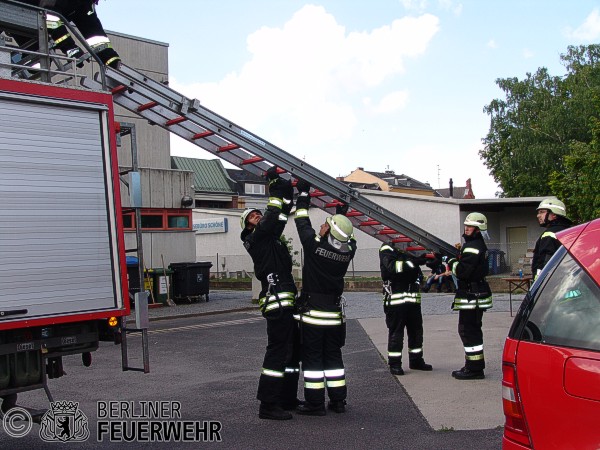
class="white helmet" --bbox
[464,212,487,231]
[326,214,353,242]
[537,197,567,217]
[240,208,261,229]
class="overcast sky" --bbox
[98,0,600,198]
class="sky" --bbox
[97,0,600,198]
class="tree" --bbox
[480,45,600,210]
[549,118,600,223]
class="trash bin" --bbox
[488,249,506,275]
[147,268,173,305]
[126,256,141,307]
[170,261,213,303]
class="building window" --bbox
[245,183,265,195]
[122,209,192,231]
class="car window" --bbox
[521,251,600,352]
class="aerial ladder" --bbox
[82,65,457,258]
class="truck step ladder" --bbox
[83,64,456,257]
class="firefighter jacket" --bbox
[241,187,295,313]
[531,216,573,277]
[294,194,356,326]
[379,244,423,307]
[450,232,492,311]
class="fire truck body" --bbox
[0,77,128,392]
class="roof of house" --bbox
[436,178,475,199]
[365,170,434,192]
[226,168,265,184]
[171,157,236,194]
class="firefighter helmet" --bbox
[326,214,353,242]
[240,208,262,229]
[536,197,567,217]
[464,212,487,231]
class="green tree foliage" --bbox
[549,120,600,223]
[480,45,600,221]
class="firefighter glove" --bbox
[296,179,311,194]
[335,203,349,215]
[265,165,280,183]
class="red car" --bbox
[502,218,600,449]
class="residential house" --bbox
[171,157,238,209]
[341,167,437,196]
[436,178,476,199]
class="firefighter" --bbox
[379,244,432,375]
[240,167,300,420]
[294,180,356,416]
[531,197,573,280]
[20,0,121,68]
[447,213,492,380]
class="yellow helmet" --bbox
[326,214,353,242]
[240,208,261,229]
[537,197,567,217]
[464,212,487,231]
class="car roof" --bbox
[558,217,600,286]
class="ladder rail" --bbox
[84,65,457,257]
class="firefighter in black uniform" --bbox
[240,167,299,420]
[532,197,573,280]
[448,213,492,380]
[379,244,432,375]
[20,0,121,68]
[294,180,356,416]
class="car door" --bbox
[514,248,600,449]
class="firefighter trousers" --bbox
[257,307,300,405]
[301,322,347,406]
[385,302,425,368]
[458,309,485,371]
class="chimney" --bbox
[449,178,454,198]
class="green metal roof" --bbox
[171,157,236,194]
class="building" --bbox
[171,157,239,209]
[107,31,196,268]
[436,178,476,199]
[341,167,438,196]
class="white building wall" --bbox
[192,189,466,277]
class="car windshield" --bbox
[519,250,600,352]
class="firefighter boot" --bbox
[390,366,404,376]
[282,398,304,411]
[327,400,346,413]
[409,360,433,371]
[259,402,292,420]
[296,402,326,416]
[452,367,485,380]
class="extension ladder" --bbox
[83,64,456,257]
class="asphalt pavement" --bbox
[3,290,523,448]
[135,289,523,432]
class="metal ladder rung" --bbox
[406,246,425,251]
[111,85,128,95]
[360,220,381,226]
[392,237,413,243]
[217,143,240,152]
[241,155,264,165]
[191,130,214,140]
[345,210,364,217]
[138,101,158,112]
[378,228,398,235]
[166,116,187,126]
[310,190,325,197]
[325,200,344,208]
